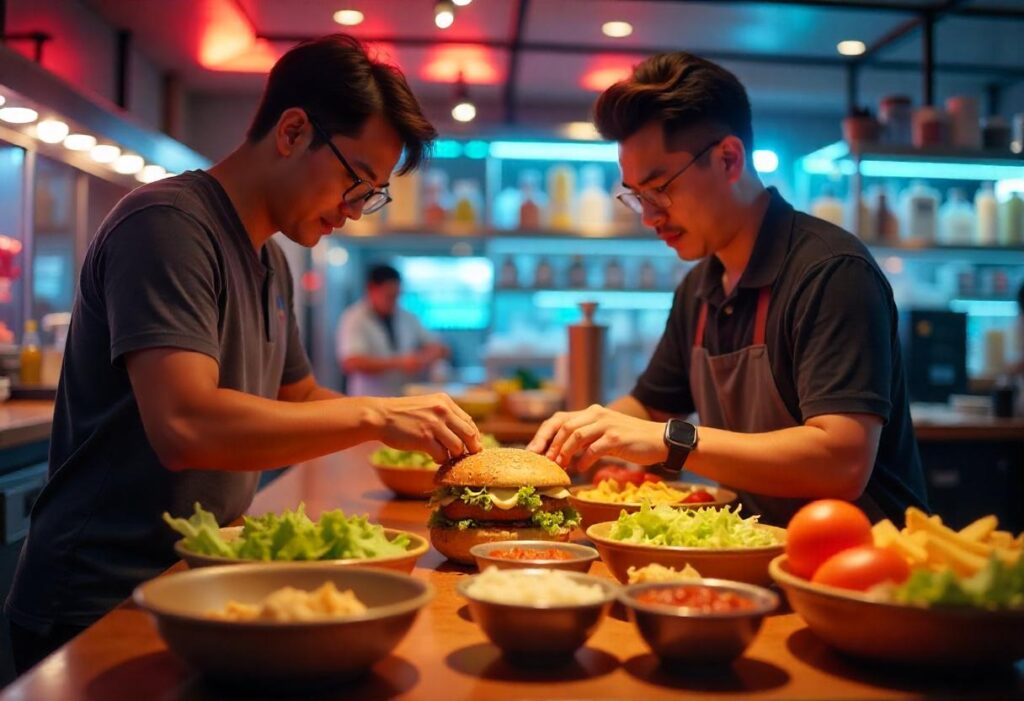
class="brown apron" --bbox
[689,286,884,526]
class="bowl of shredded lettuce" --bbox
[370,436,500,499]
[165,503,428,572]
[586,504,785,586]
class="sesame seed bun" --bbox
[435,448,570,489]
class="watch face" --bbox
[668,420,698,448]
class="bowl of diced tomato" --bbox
[771,499,1024,667]
[569,469,736,531]
[469,540,599,573]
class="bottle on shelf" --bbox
[547,165,576,231]
[938,188,975,245]
[638,259,658,289]
[451,179,483,228]
[603,258,624,289]
[878,95,913,145]
[981,116,1011,151]
[518,170,546,230]
[999,191,1024,245]
[577,165,612,236]
[899,181,939,244]
[944,96,981,150]
[422,169,451,229]
[533,257,555,288]
[810,185,844,228]
[568,255,588,288]
[974,183,999,245]
[498,256,519,289]
[19,320,42,385]
[492,182,521,231]
[386,170,421,230]
[869,185,900,244]
[846,188,872,241]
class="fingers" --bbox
[435,394,483,454]
[526,412,569,453]
[576,436,613,475]
[554,422,602,468]
[545,408,599,463]
[427,422,465,464]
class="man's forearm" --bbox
[342,355,400,375]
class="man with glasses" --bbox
[528,52,927,527]
[7,34,483,669]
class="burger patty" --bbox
[441,496,567,523]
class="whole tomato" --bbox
[681,489,715,504]
[592,466,629,485]
[811,545,911,591]
[641,473,663,484]
[785,499,873,579]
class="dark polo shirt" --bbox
[6,171,311,631]
[632,189,927,523]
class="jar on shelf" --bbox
[938,188,975,245]
[568,255,588,288]
[945,96,981,150]
[981,116,1011,151]
[638,259,658,289]
[899,181,939,243]
[498,256,519,289]
[912,106,948,148]
[879,95,913,145]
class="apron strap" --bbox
[693,286,772,349]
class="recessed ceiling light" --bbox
[837,40,866,56]
[0,106,39,124]
[451,101,476,123]
[0,95,5,107]
[113,153,145,174]
[90,144,121,164]
[64,133,97,151]
[35,119,70,144]
[602,21,633,39]
[435,1,455,30]
[452,0,472,5]
[137,164,167,183]
[333,9,364,26]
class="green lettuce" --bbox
[531,507,581,535]
[609,503,778,548]
[371,435,500,469]
[891,554,1024,609]
[516,486,543,510]
[163,503,409,561]
[458,487,494,510]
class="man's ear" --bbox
[718,135,747,184]
[274,108,310,157]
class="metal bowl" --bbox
[174,526,429,572]
[469,540,599,573]
[371,462,438,498]
[133,564,434,687]
[586,521,786,586]
[770,554,1024,667]
[457,568,618,659]
[619,578,778,664]
[569,482,738,530]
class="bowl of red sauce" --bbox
[469,540,599,573]
[619,579,778,664]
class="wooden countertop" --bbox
[3,444,1020,701]
[0,400,55,450]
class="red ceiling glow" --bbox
[580,56,641,91]
[197,0,256,68]
[206,39,281,73]
[421,45,501,84]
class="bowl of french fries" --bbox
[771,507,1024,667]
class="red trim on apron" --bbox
[694,286,772,348]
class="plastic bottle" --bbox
[638,259,658,289]
[19,320,42,385]
[900,181,939,243]
[604,258,624,289]
[518,170,545,230]
[547,165,576,231]
[869,185,899,243]
[498,256,519,289]
[1000,192,1024,245]
[386,170,421,230]
[422,169,450,229]
[975,183,999,245]
[491,183,521,230]
[810,185,844,228]
[577,165,612,236]
[939,188,975,245]
[533,257,555,288]
[451,179,482,227]
[568,255,588,288]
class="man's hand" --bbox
[526,404,668,474]
[372,393,483,464]
[395,354,427,374]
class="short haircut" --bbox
[367,264,401,287]
[593,52,753,153]
[247,34,437,174]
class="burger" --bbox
[428,447,581,565]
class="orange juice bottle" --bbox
[19,320,42,385]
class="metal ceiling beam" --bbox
[503,0,530,124]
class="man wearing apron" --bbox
[528,52,927,526]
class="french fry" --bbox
[906,508,993,559]
[873,519,928,565]
[958,515,998,542]
[987,531,1013,548]
[922,534,988,577]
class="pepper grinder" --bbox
[567,301,606,410]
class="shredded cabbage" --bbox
[609,503,778,548]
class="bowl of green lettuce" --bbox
[586,504,786,586]
[165,503,428,572]
[370,435,500,499]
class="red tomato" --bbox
[785,500,873,579]
[592,467,627,485]
[592,467,652,486]
[682,489,715,504]
[642,473,664,484]
[811,545,911,591]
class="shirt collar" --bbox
[695,187,795,300]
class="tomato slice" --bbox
[681,489,715,503]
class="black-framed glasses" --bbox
[616,138,724,214]
[309,118,392,215]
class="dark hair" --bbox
[247,34,437,174]
[1018,280,1024,313]
[367,264,401,287]
[593,52,753,152]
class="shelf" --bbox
[494,286,673,294]
[337,226,651,241]
[799,140,1024,180]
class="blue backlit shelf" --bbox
[799,140,1024,181]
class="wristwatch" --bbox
[662,419,699,472]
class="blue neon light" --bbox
[489,141,619,162]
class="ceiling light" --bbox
[63,133,97,151]
[452,0,472,5]
[0,107,39,124]
[113,153,145,174]
[752,149,779,174]
[602,21,633,38]
[837,40,866,56]
[435,0,455,29]
[0,95,5,107]
[450,73,475,122]
[35,119,70,144]
[90,144,121,164]
[137,164,167,183]
[561,121,601,141]
[333,9,364,26]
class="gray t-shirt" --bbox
[6,171,310,630]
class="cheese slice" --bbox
[438,486,571,510]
